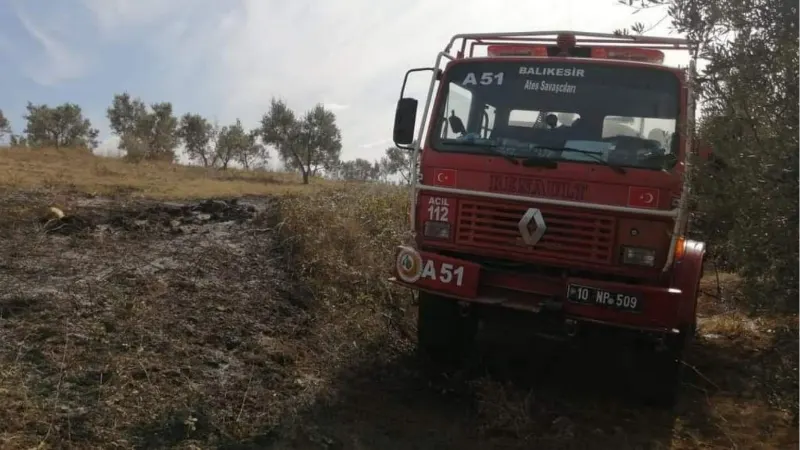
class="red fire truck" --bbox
[390,31,709,406]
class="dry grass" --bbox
[461,289,798,450]
[0,147,326,199]
[0,148,796,449]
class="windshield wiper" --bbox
[439,138,519,166]
[528,146,627,174]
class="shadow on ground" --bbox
[262,330,718,449]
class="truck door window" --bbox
[603,115,676,152]
[441,82,473,139]
[601,115,677,168]
[509,109,540,127]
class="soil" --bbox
[0,191,796,450]
[1,193,310,448]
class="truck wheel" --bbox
[416,292,478,367]
[637,333,688,408]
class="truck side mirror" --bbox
[393,97,418,146]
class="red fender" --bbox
[671,239,706,331]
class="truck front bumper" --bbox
[391,245,685,335]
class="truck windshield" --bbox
[430,60,681,171]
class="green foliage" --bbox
[177,114,266,169]
[107,92,147,139]
[177,113,216,167]
[380,145,414,184]
[21,102,99,149]
[237,129,267,170]
[691,2,797,310]
[0,109,10,142]
[258,98,342,184]
[107,93,180,162]
[7,93,344,177]
[619,0,799,310]
[335,158,382,181]
[547,5,798,430]
[217,119,267,170]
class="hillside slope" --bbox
[0,147,320,199]
[0,149,796,449]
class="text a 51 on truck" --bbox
[389,31,713,406]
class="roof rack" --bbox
[443,30,691,59]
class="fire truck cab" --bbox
[390,31,708,406]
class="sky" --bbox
[0,0,689,166]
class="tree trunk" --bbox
[302,169,310,184]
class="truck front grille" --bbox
[455,200,616,264]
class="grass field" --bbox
[0,147,324,199]
[0,147,796,449]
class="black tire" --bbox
[636,332,688,408]
[416,292,478,367]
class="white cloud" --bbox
[7,4,90,86]
[79,0,201,36]
[323,103,350,111]
[198,0,686,161]
[359,139,393,150]
[12,0,689,163]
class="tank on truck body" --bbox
[389,31,711,406]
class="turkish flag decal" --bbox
[628,186,660,208]
[433,169,457,187]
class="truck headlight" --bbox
[621,246,656,267]
[423,221,450,239]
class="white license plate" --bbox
[567,284,642,312]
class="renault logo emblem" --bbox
[518,208,546,246]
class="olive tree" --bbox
[259,99,342,184]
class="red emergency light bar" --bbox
[486,44,665,64]
[591,47,665,63]
[487,45,548,57]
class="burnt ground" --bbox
[0,192,797,449]
[1,193,313,448]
